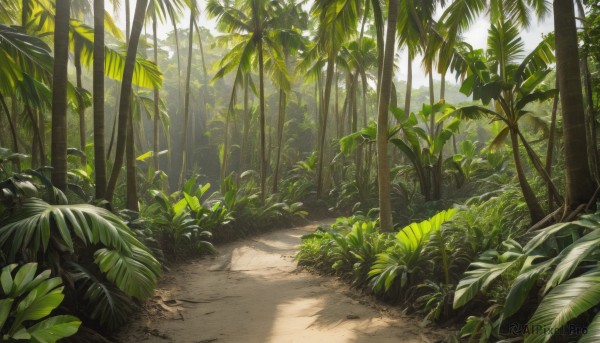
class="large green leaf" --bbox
[0,299,14,329]
[70,20,163,89]
[503,257,554,319]
[580,312,600,343]
[454,247,525,309]
[544,229,600,293]
[28,315,81,343]
[396,209,456,253]
[94,247,160,299]
[0,24,53,91]
[525,269,600,343]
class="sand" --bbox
[117,219,449,343]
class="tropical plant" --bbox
[207,0,292,201]
[0,176,161,330]
[145,189,216,255]
[0,263,81,342]
[369,209,456,294]
[446,24,557,222]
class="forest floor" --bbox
[117,219,450,343]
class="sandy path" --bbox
[118,220,448,343]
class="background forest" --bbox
[1,0,600,341]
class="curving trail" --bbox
[118,220,449,343]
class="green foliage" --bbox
[369,209,456,294]
[0,263,81,342]
[0,177,161,330]
[415,281,454,324]
[145,188,216,256]
[297,214,386,287]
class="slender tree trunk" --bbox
[316,31,336,198]
[258,39,267,201]
[74,38,87,165]
[126,108,138,210]
[107,81,119,159]
[27,106,40,168]
[125,0,130,38]
[51,0,70,191]
[517,129,563,205]
[152,5,160,171]
[273,88,287,193]
[106,0,149,204]
[240,76,250,172]
[546,80,559,210]
[335,70,340,139]
[554,0,596,210]
[0,93,19,156]
[361,72,368,128]
[180,14,194,187]
[404,57,412,116]
[576,0,599,183]
[377,0,399,231]
[37,110,46,166]
[510,129,545,223]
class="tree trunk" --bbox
[93,0,107,199]
[240,76,250,172]
[51,0,70,191]
[546,80,559,210]
[180,14,194,187]
[316,34,336,198]
[377,0,399,231]
[152,5,160,171]
[74,38,86,165]
[273,88,287,193]
[576,0,599,183]
[27,106,40,168]
[404,57,412,116]
[106,0,149,204]
[0,93,19,156]
[258,39,267,201]
[126,109,138,210]
[510,129,545,223]
[554,0,596,210]
[517,129,563,205]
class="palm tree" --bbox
[51,0,71,191]
[311,0,359,198]
[448,22,557,223]
[180,0,198,187]
[94,0,107,199]
[440,0,550,44]
[270,0,306,193]
[207,0,290,201]
[554,0,597,210]
[106,0,150,207]
[377,0,400,231]
[148,0,184,172]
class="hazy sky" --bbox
[108,1,555,87]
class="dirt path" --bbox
[118,220,449,343]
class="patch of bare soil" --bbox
[117,220,451,343]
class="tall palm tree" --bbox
[94,0,107,199]
[377,0,400,231]
[106,0,150,207]
[207,0,290,201]
[51,0,71,191]
[270,0,306,193]
[311,0,359,198]
[180,0,198,187]
[554,0,597,210]
[148,0,184,172]
[448,22,557,222]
